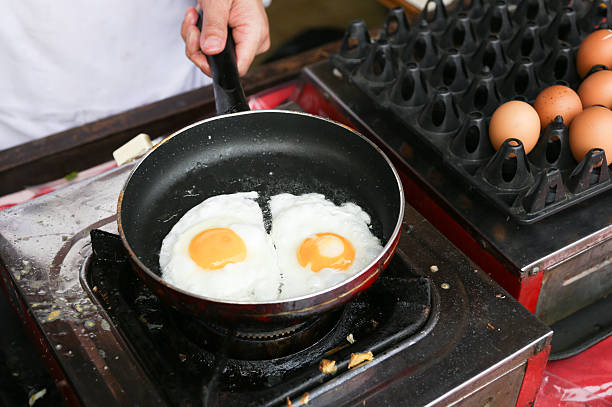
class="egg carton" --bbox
[330,0,612,223]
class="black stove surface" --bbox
[87,230,432,406]
[0,160,552,407]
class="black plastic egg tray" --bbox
[330,0,612,223]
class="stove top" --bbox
[0,162,551,406]
[86,229,432,406]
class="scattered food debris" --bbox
[346,333,355,344]
[46,310,60,322]
[93,286,98,292]
[441,283,450,290]
[487,323,495,330]
[495,293,506,299]
[28,388,47,406]
[429,265,439,272]
[286,396,293,407]
[300,392,310,405]
[348,351,374,369]
[100,320,111,331]
[323,343,349,357]
[178,353,187,362]
[64,171,79,181]
[319,359,337,374]
[474,269,479,273]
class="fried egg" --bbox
[159,192,281,301]
[270,193,383,299]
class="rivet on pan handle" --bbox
[196,10,250,115]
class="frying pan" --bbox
[117,21,404,331]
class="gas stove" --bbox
[0,162,550,406]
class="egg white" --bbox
[270,193,383,299]
[159,192,281,301]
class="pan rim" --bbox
[117,109,405,305]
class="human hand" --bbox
[181,0,270,77]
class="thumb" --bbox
[199,0,231,55]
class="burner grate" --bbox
[86,229,432,406]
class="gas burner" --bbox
[179,310,341,360]
[86,229,433,395]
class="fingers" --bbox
[182,0,271,77]
[234,26,270,76]
[230,0,270,76]
[182,8,211,76]
[180,8,199,41]
[199,0,231,55]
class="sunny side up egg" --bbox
[270,193,383,299]
[159,192,281,301]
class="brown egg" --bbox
[576,29,612,78]
[533,85,582,129]
[489,101,541,154]
[569,106,612,165]
[578,69,612,109]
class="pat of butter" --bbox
[113,133,153,165]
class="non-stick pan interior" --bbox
[120,111,402,276]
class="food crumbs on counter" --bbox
[495,293,506,299]
[64,171,79,181]
[346,333,355,344]
[178,353,187,362]
[474,269,478,273]
[93,286,98,292]
[429,265,439,272]
[47,310,60,322]
[300,392,310,405]
[487,323,495,330]
[348,351,374,369]
[28,388,47,406]
[286,396,293,407]
[319,359,337,374]
[441,283,450,290]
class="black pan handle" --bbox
[196,10,250,115]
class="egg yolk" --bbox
[297,233,355,272]
[188,228,246,270]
